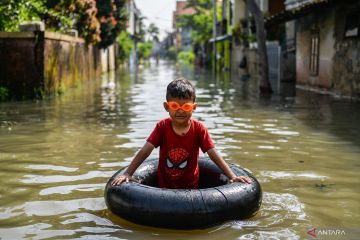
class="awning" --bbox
[265,0,330,26]
[209,34,232,43]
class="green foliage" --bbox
[176,0,214,61]
[71,0,100,44]
[117,31,133,64]
[96,0,128,48]
[185,0,212,12]
[0,0,46,31]
[44,0,72,32]
[167,46,177,60]
[0,0,128,47]
[44,0,100,44]
[134,16,146,42]
[137,42,153,61]
[232,20,259,47]
[177,0,214,46]
[248,34,257,43]
[177,51,195,64]
[147,23,159,42]
[33,87,45,99]
[0,86,9,101]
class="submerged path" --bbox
[0,61,359,239]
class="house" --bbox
[211,0,233,71]
[127,0,141,38]
[173,1,196,52]
[127,0,142,68]
[231,0,285,93]
[267,0,360,99]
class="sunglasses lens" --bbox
[167,102,194,111]
[168,102,180,110]
[182,103,193,112]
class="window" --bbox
[344,12,360,38]
[309,32,319,76]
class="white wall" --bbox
[232,0,246,26]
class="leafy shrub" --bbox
[117,31,133,64]
[177,51,195,64]
[0,86,9,101]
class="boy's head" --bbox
[166,78,196,102]
[164,78,197,124]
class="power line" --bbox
[153,0,175,16]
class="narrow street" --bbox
[0,61,359,239]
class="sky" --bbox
[134,0,178,40]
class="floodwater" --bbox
[0,61,359,239]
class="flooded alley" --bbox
[0,62,359,239]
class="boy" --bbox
[112,78,251,188]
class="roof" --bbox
[265,0,330,26]
[175,1,196,16]
[173,1,196,28]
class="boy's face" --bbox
[163,98,197,125]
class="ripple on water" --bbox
[39,183,105,195]
[0,197,105,219]
[21,171,114,184]
[238,228,300,240]
[260,192,307,228]
[206,192,307,239]
[61,213,115,226]
[260,171,328,181]
[0,221,130,240]
[26,165,79,172]
[0,223,75,240]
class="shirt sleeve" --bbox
[147,120,164,148]
[197,122,215,153]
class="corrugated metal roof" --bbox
[285,0,326,10]
[265,0,330,26]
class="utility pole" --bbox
[245,0,272,96]
[213,0,217,72]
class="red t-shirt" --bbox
[147,118,215,189]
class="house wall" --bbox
[233,0,246,26]
[173,1,196,51]
[332,3,360,98]
[296,8,335,89]
[231,0,246,73]
[296,2,360,98]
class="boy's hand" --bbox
[111,173,137,186]
[230,175,252,184]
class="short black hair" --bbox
[166,78,196,101]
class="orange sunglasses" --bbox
[167,102,195,112]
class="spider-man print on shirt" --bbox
[166,148,189,180]
[147,118,215,188]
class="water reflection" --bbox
[0,61,359,239]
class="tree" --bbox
[0,0,128,48]
[96,0,128,48]
[117,31,133,64]
[245,0,272,96]
[70,0,101,44]
[176,0,214,66]
[0,0,46,31]
[147,23,159,42]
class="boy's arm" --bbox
[207,148,252,184]
[112,142,155,186]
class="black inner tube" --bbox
[105,157,262,229]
